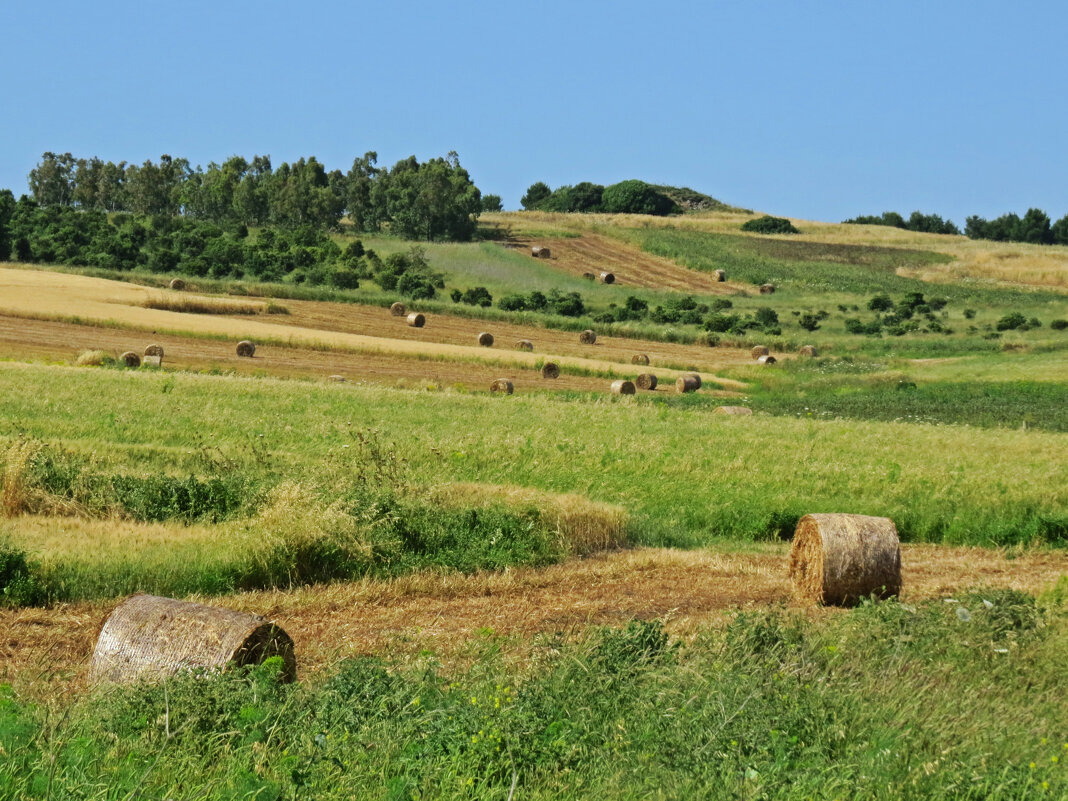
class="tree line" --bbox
[22,150,484,241]
[845,207,1068,245]
[520,179,679,215]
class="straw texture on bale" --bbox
[514,339,533,351]
[799,345,818,357]
[490,378,514,394]
[714,405,753,416]
[757,355,777,365]
[407,312,426,328]
[89,594,296,684]
[713,269,726,282]
[789,514,902,606]
[144,344,164,358]
[169,278,185,290]
[631,353,650,365]
[635,373,658,390]
[599,272,615,284]
[390,302,407,317]
[578,330,597,345]
[541,361,560,379]
[236,340,256,357]
[610,379,636,395]
[142,355,162,368]
[751,345,770,359]
[675,375,699,393]
[120,351,141,368]
[759,283,776,294]
[531,246,550,258]
[477,332,494,347]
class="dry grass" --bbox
[74,349,108,366]
[142,296,275,315]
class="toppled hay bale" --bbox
[751,345,769,359]
[599,272,615,284]
[531,246,550,258]
[631,353,650,365]
[757,355,777,365]
[578,330,597,345]
[675,375,699,393]
[478,332,494,347]
[76,350,108,367]
[713,269,726,282]
[407,313,426,328]
[714,405,752,415]
[120,351,141,368]
[144,344,164,358]
[788,514,902,606]
[327,375,347,383]
[610,379,636,395]
[490,378,514,394]
[759,283,776,294]
[541,361,560,379]
[142,355,162,368]
[89,594,296,684]
[635,373,658,390]
[799,345,818,357]
[515,339,534,351]
[390,302,407,317]
[169,278,185,290]
[236,340,256,357]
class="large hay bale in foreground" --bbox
[714,405,752,415]
[89,594,296,684]
[757,355,777,365]
[531,246,550,258]
[675,375,699,393]
[789,514,901,606]
[169,278,185,291]
[631,353,649,366]
[477,332,494,347]
[751,345,769,359]
[120,351,141,368]
[407,312,426,328]
[713,269,726,282]
[144,344,164,358]
[635,373,657,390]
[610,379,635,395]
[236,340,256,357]
[490,378,514,394]
[541,361,560,379]
[514,339,533,351]
[599,272,615,284]
[799,345,818,357]
[759,283,776,294]
[390,302,407,317]
[578,330,597,345]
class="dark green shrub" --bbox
[741,215,799,234]
[996,312,1027,331]
[600,180,677,216]
[754,307,779,327]
[1050,319,1068,330]
[460,287,493,307]
[964,308,977,319]
[868,294,894,312]
[798,313,821,331]
[0,541,43,606]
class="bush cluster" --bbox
[740,215,799,235]
[497,289,586,317]
[521,179,678,216]
[845,292,953,337]
[844,210,960,235]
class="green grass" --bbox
[3,593,1067,799]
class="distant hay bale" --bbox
[799,345,818,357]
[477,332,494,347]
[599,272,615,284]
[757,355,777,365]
[144,344,164,358]
[327,375,346,383]
[142,355,162,368]
[578,330,597,345]
[631,353,649,365]
[685,372,702,389]
[751,345,770,359]
[490,378,514,394]
[675,375,699,393]
[610,379,636,395]
[759,283,776,294]
[89,594,296,684]
[582,272,596,281]
[541,361,560,379]
[120,351,141,368]
[531,246,550,258]
[713,269,726,282]
[168,278,185,290]
[407,312,426,328]
[236,340,256,357]
[635,373,658,390]
[714,405,752,416]
[514,339,533,351]
[76,350,108,367]
[390,302,407,317]
[788,514,902,606]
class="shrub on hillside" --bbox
[741,215,799,234]
[600,180,678,216]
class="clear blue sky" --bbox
[3,0,1066,224]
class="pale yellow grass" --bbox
[0,266,740,387]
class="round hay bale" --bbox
[89,594,296,684]
[635,373,658,390]
[477,332,494,347]
[490,378,514,394]
[168,278,185,290]
[582,272,596,281]
[599,272,615,285]
[631,353,650,366]
[675,375,700,393]
[406,312,426,328]
[798,345,818,357]
[578,330,597,345]
[327,374,346,383]
[714,405,753,416]
[390,302,407,317]
[236,340,256,357]
[685,372,702,389]
[757,355,777,365]
[759,283,776,294]
[144,344,164,358]
[120,351,141,368]
[531,246,550,258]
[788,514,902,606]
[541,361,560,379]
[713,269,726,282]
[751,345,770,359]
[610,380,636,395]
[514,339,534,351]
